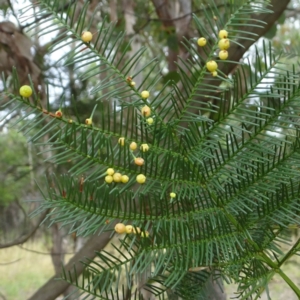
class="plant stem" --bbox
[277,268,300,298]
[278,237,300,267]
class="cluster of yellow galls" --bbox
[20,50,176,223]
[105,134,150,185]
[105,168,129,184]
[140,90,153,125]
[19,84,151,185]
[114,223,149,237]
[197,29,230,77]
[105,90,154,185]
[82,31,153,125]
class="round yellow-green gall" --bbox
[218,38,230,50]
[206,60,218,72]
[19,85,32,98]
[121,175,129,183]
[130,142,137,150]
[125,225,133,234]
[218,29,228,39]
[85,118,92,125]
[219,50,228,60]
[141,90,150,99]
[170,192,176,198]
[114,223,126,234]
[146,117,154,125]
[211,71,218,77]
[81,31,93,43]
[105,175,113,184]
[197,37,207,47]
[136,174,146,184]
[106,168,115,176]
[113,172,122,183]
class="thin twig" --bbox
[0,258,21,265]
[0,291,7,300]
[0,209,48,249]
[18,244,75,256]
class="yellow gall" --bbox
[55,110,63,118]
[113,172,122,183]
[85,118,92,125]
[114,223,126,234]
[218,29,228,39]
[219,50,228,60]
[134,157,144,166]
[121,175,129,183]
[197,37,207,47]
[136,174,146,184]
[141,90,150,99]
[218,38,230,50]
[19,85,32,98]
[140,143,149,152]
[211,71,218,77]
[118,137,125,146]
[106,168,115,176]
[130,142,137,150]
[105,175,113,184]
[170,192,176,198]
[206,60,218,72]
[141,231,149,238]
[146,117,154,125]
[81,31,93,43]
[130,81,136,87]
[141,105,151,117]
[132,227,141,234]
[125,225,134,234]
[68,119,73,123]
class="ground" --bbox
[0,238,299,299]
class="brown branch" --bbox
[0,209,48,249]
[27,221,117,300]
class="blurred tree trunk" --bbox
[50,224,64,275]
[152,0,179,72]
[151,0,193,72]
[205,272,226,300]
[28,222,117,300]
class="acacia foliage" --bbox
[2,0,300,299]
